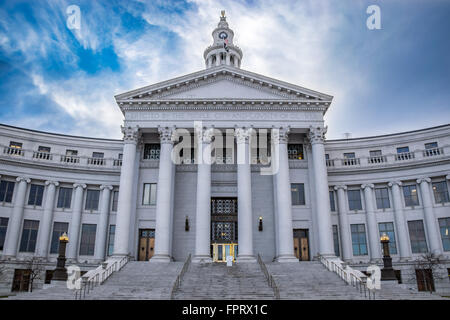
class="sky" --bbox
[0,0,449,139]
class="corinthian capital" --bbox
[308,126,327,144]
[73,183,87,189]
[100,185,113,191]
[234,127,254,144]
[196,127,215,144]
[271,127,290,144]
[361,183,375,190]
[121,126,140,144]
[158,126,177,144]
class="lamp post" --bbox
[380,233,397,281]
[52,232,69,281]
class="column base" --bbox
[192,255,212,263]
[275,255,299,263]
[149,254,172,263]
[236,255,256,263]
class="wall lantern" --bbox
[258,216,263,231]
[185,216,190,231]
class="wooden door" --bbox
[148,238,155,260]
[415,269,434,292]
[300,237,309,261]
[293,238,300,259]
[139,236,148,261]
[12,269,31,292]
[138,229,155,261]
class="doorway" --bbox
[293,229,310,261]
[211,198,238,262]
[138,229,155,261]
[11,269,31,292]
[415,269,435,292]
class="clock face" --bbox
[218,32,228,40]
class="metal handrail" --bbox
[170,254,191,300]
[257,254,280,300]
[318,255,375,300]
[74,255,129,300]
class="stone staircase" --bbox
[172,262,275,300]
[6,282,77,300]
[84,261,183,300]
[266,261,447,300]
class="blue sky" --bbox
[0,0,449,139]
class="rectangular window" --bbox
[438,218,450,252]
[38,146,51,153]
[403,185,419,207]
[107,225,115,256]
[85,189,100,211]
[19,220,39,253]
[0,180,15,203]
[348,190,362,211]
[65,149,78,156]
[143,144,160,160]
[57,187,72,209]
[369,150,382,157]
[49,222,69,254]
[79,224,97,256]
[351,224,368,256]
[397,146,409,153]
[329,191,336,212]
[27,184,44,206]
[344,152,355,159]
[287,144,304,160]
[408,220,428,253]
[0,217,9,250]
[142,183,157,205]
[332,225,340,257]
[111,191,119,212]
[432,181,449,204]
[379,222,397,254]
[425,142,438,149]
[9,141,22,149]
[291,183,305,205]
[92,152,104,158]
[375,187,390,209]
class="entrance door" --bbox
[212,243,238,262]
[11,269,31,292]
[415,269,435,292]
[138,229,155,261]
[293,229,310,261]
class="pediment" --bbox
[115,65,333,103]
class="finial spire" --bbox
[221,10,225,18]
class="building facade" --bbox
[1,13,449,294]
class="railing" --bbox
[60,155,80,164]
[3,146,23,156]
[33,151,52,160]
[423,147,443,157]
[74,255,129,300]
[395,151,415,161]
[368,155,386,164]
[87,157,105,166]
[257,254,280,300]
[326,159,335,167]
[342,158,360,166]
[318,255,375,300]
[113,159,122,166]
[170,253,191,300]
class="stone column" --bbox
[272,127,297,262]
[66,183,86,261]
[308,126,334,257]
[215,53,220,66]
[234,56,239,68]
[94,185,113,262]
[226,53,231,66]
[362,184,382,262]
[151,126,176,262]
[193,128,213,263]
[2,177,30,258]
[388,181,412,260]
[417,178,442,254]
[36,181,59,259]
[334,185,352,261]
[235,127,256,262]
[113,126,140,257]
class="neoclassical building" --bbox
[0,13,449,294]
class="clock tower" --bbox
[204,10,243,69]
